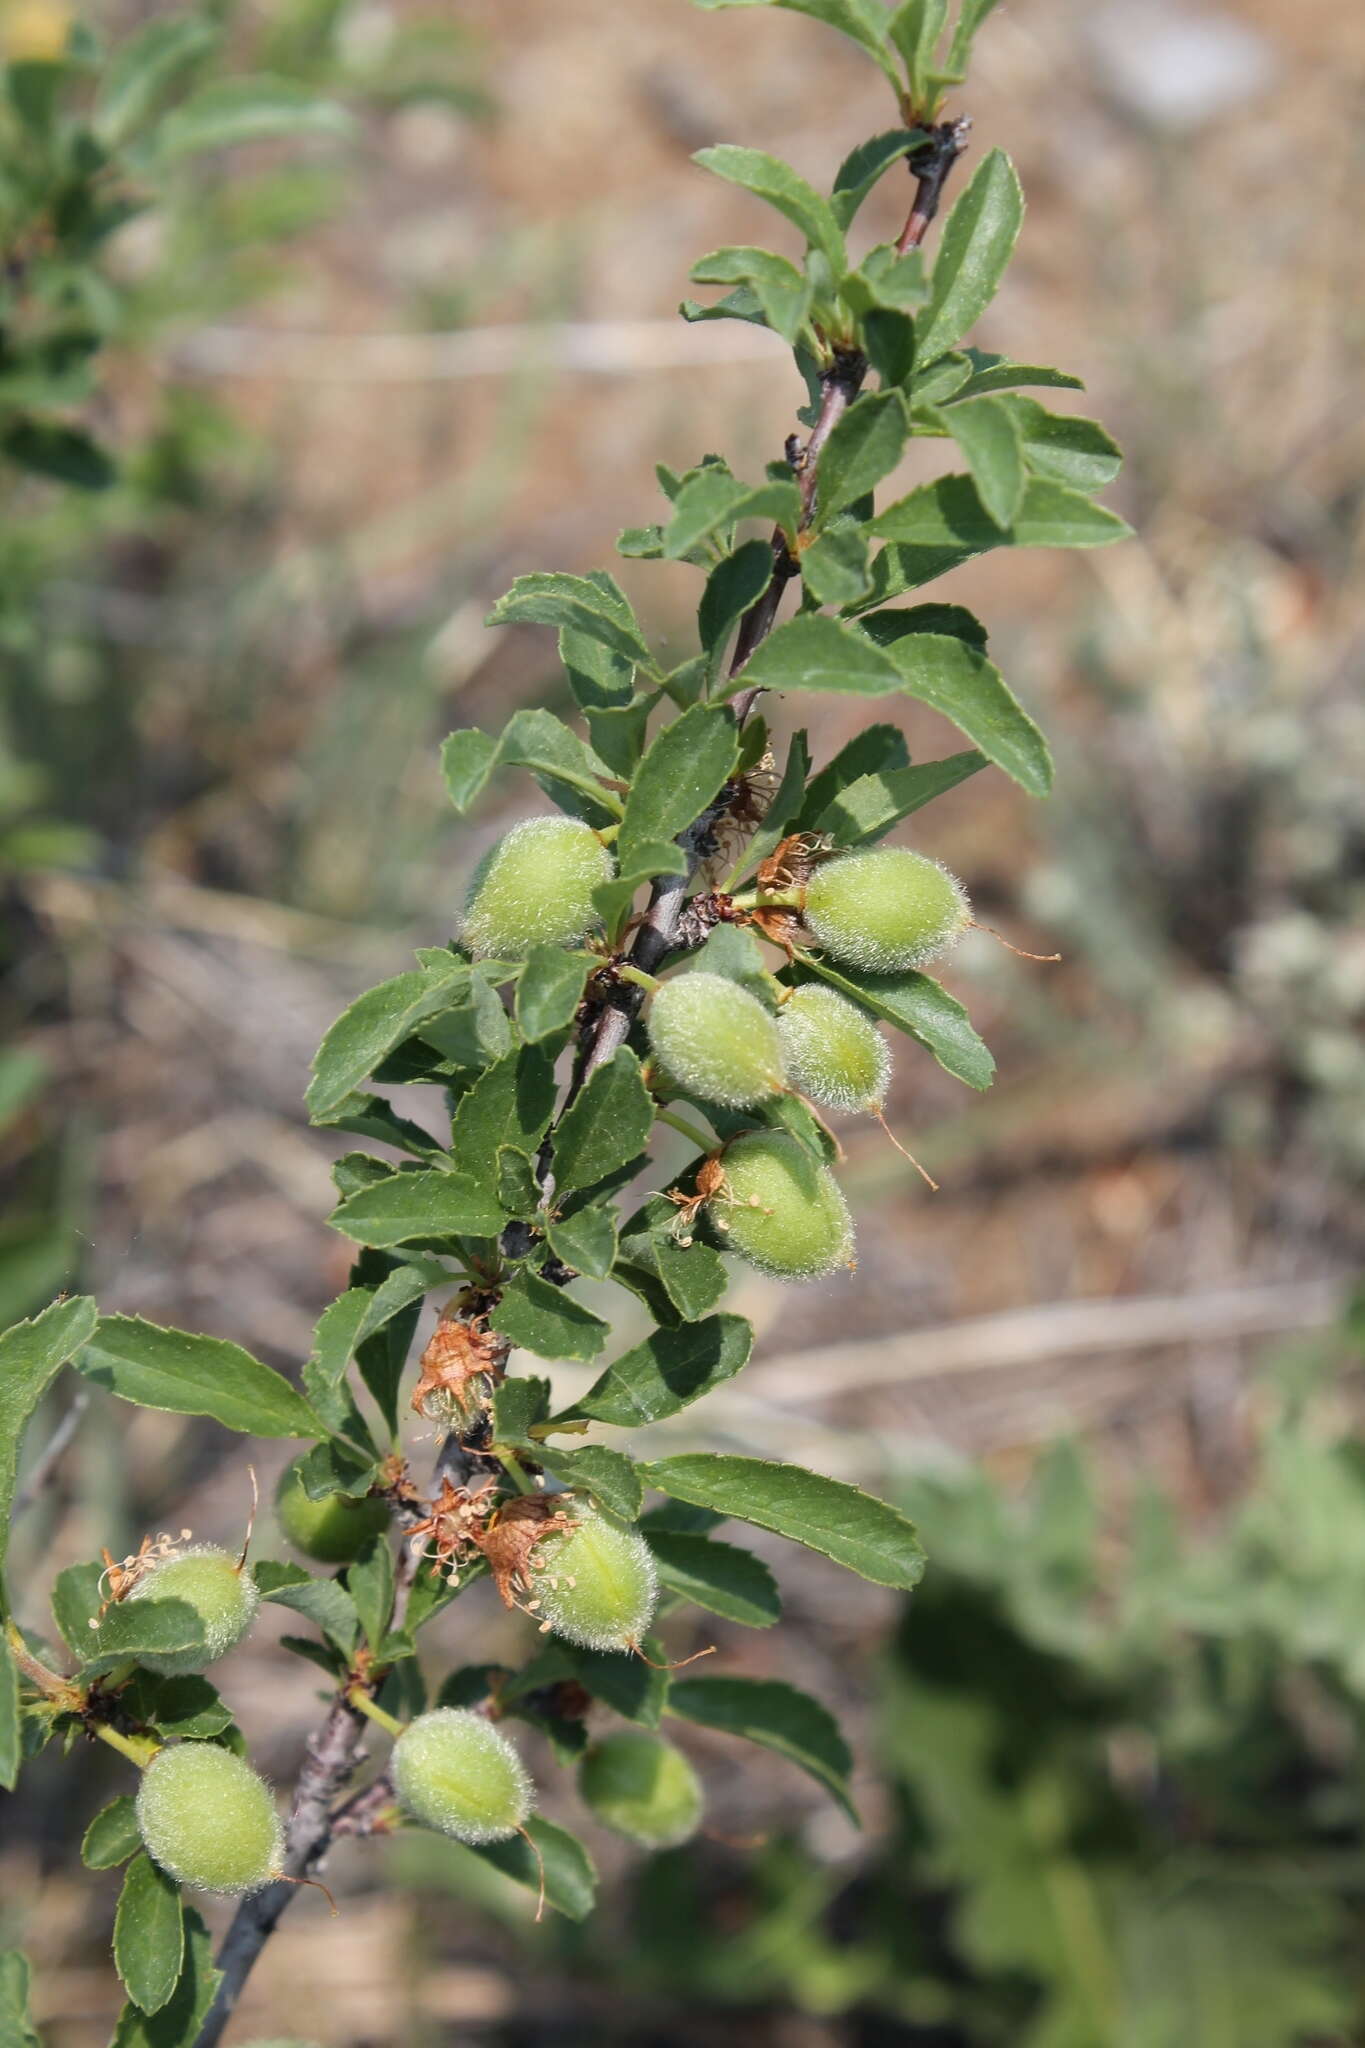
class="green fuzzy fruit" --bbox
[778,985,890,1113]
[647,972,785,1108]
[460,815,613,960]
[129,1545,258,1674]
[803,846,969,972]
[136,1742,283,1893]
[275,1458,390,1565]
[579,1731,703,1848]
[531,1510,658,1653]
[713,1130,854,1281]
[391,1708,532,1845]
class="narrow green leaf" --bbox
[0,1294,98,1592]
[254,1559,360,1653]
[346,1536,395,1652]
[996,395,1123,490]
[156,75,352,158]
[0,1633,18,1791]
[941,394,1026,528]
[799,955,994,1089]
[82,1795,143,1869]
[516,947,593,1042]
[109,1905,220,2048]
[564,1315,753,1429]
[77,1316,317,1438]
[647,1531,780,1627]
[533,1444,643,1521]
[493,707,624,821]
[866,474,1131,597]
[439,728,500,812]
[115,1854,185,2016]
[473,1815,597,1920]
[486,571,654,670]
[832,128,924,229]
[95,15,216,145]
[953,350,1084,398]
[641,1453,926,1589]
[662,468,801,559]
[490,1273,610,1364]
[694,144,846,272]
[817,749,986,842]
[916,148,1024,362]
[698,539,775,667]
[3,420,114,490]
[0,1950,41,2048]
[857,621,1051,794]
[551,1048,654,1195]
[722,613,902,700]
[328,1170,503,1249]
[618,705,738,870]
[449,1048,557,1182]
[814,390,910,522]
[306,959,468,1120]
[668,1674,857,1820]
[797,723,909,828]
[691,246,812,343]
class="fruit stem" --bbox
[730,888,801,911]
[92,1721,162,1769]
[617,963,661,994]
[495,1450,538,1497]
[346,1688,405,1740]
[654,1106,716,1154]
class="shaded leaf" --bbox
[82,1795,141,1869]
[832,128,924,229]
[306,959,468,1120]
[490,1273,610,1364]
[533,1444,643,1521]
[668,1674,856,1820]
[516,947,594,1042]
[551,1049,654,1195]
[473,1815,597,1920]
[814,390,910,522]
[662,468,801,559]
[941,394,1026,528]
[858,620,1051,794]
[618,706,738,868]
[115,1855,184,2016]
[564,1315,753,1429]
[817,750,986,842]
[648,1531,780,1628]
[545,1205,618,1282]
[0,1294,98,1593]
[109,1905,220,2048]
[691,246,811,343]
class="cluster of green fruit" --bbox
[462,816,971,1280]
[118,1471,691,1894]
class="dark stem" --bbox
[897,117,972,253]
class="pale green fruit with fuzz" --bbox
[275,1457,390,1565]
[803,846,969,972]
[136,1742,283,1893]
[579,1731,703,1849]
[460,815,614,960]
[530,1510,658,1652]
[128,1545,258,1674]
[714,1130,854,1281]
[778,985,890,1113]
[391,1708,532,1845]
[647,972,785,1108]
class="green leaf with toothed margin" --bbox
[693,144,848,272]
[551,1049,655,1196]
[647,1531,780,1628]
[561,1315,753,1429]
[486,571,656,670]
[114,1854,184,2017]
[0,1293,98,1598]
[856,619,1051,795]
[797,954,995,1090]
[668,1674,857,1821]
[473,1815,597,1921]
[817,750,987,843]
[490,1272,610,1365]
[76,1316,319,1438]
[916,148,1023,364]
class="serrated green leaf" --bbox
[76,1317,318,1438]
[0,1633,18,1791]
[917,148,1023,363]
[691,246,812,343]
[545,1204,618,1282]
[118,1673,233,1742]
[486,572,654,670]
[866,474,1131,592]
[492,1376,551,1443]
[515,947,593,1042]
[953,350,1084,399]
[996,395,1122,490]
[798,955,994,1089]
[497,707,625,821]
[941,394,1026,527]
[0,1294,98,1596]
[109,1905,220,2048]
[693,144,846,272]
[551,1048,654,1194]
[698,539,776,672]
[449,1048,558,1183]
[816,749,985,842]
[693,0,901,85]
[306,959,468,1120]
[832,128,925,229]
[115,1854,184,2016]
[346,1536,395,1651]
[490,1273,610,1364]
[561,627,635,711]
[648,1531,780,1628]
[799,520,872,606]
[856,621,1051,794]
[613,1233,730,1326]
[82,1794,142,1869]
[473,1815,597,1920]
[797,723,909,829]
[0,1950,41,2048]
[722,612,902,700]
[641,1454,926,1589]
[662,468,801,559]
[564,1315,753,1429]
[76,1597,209,1682]
[618,706,738,868]
[156,75,351,158]
[254,1560,360,1654]
[94,15,216,145]
[668,1673,856,1819]
[533,1443,643,1520]
[328,1170,503,1248]
[814,390,911,522]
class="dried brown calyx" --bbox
[410,1293,508,1425]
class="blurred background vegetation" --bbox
[1,0,1362,2041]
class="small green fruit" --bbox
[579,1730,703,1847]
[647,972,785,1108]
[129,1545,258,1674]
[460,815,614,959]
[391,1708,532,1845]
[714,1130,854,1281]
[136,1742,283,1893]
[531,1509,658,1653]
[803,846,969,972]
[778,984,890,1112]
[275,1457,390,1565]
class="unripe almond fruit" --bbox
[803,846,969,972]
[646,972,785,1108]
[136,1742,283,1893]
[778,985,890,1113]
[129,1545,258,1674]
[275,1457,390,1566]
[578,1730,703,1848]
[530,1509,658,1652]
[460,815,614,960]
[714,1130,854,1281]
[391,1708,532,1844]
